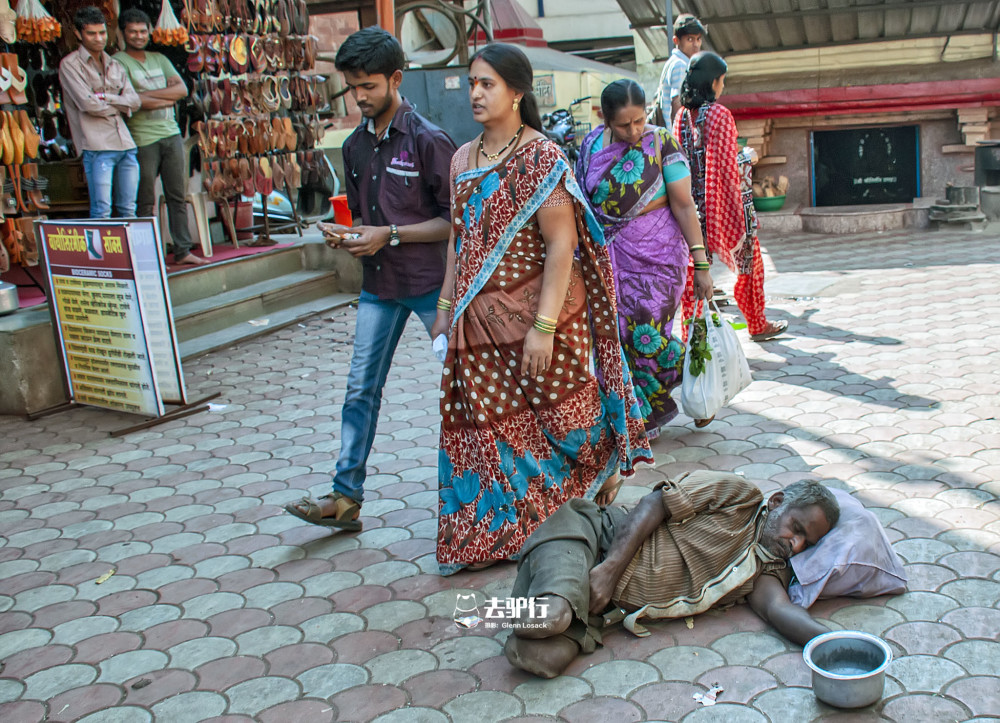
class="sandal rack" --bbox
[183,0,326,245]
[1,9,50,277]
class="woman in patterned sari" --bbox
[431,44,652,574]
[577,80,714,435]
[674,52,787,342]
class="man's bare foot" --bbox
[504,632,578,678]
[510,595,572,639]
[174,253,208,266]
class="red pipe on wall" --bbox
[377,0,395,34]
[723,79,1000,119]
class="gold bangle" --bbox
[534,313,558,325]
[437,297,453,311]
[689,245,706,252]
[533,321,556,334]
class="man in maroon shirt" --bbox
[286,27,457,530]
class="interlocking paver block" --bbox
[224,677,300,715]
[166,637,237,670]
[370,708,449,723]
[118,604,182,631]
[362,600,427,632]
[366,649,438,685]
[234,625,303,657]
[151,692,227,723]
[431,636,502,671]
[298,612,366,644]
[23,663,98,701]
[180,592,246,620]
[445,690,524,720]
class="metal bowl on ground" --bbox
[802,630,893,708]
[0,281,18,316]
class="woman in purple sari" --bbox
[578,80,714,435]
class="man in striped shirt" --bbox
[504,471,840,678]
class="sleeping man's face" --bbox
[759,497,833,559]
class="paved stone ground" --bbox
[1,227,999,722]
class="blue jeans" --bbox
[81,149,139,219]
[333,289,438,502]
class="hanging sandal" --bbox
[284,491,362,530]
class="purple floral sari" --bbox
[577,126,691,434]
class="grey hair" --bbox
[780,480,840,529]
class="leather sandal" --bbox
[238,156,254,196]
[271,155,285,191]
[0,111,13,165]
[16,216,39,265]
[21,164,49,211]
[256,156,273,195]
[278,75,292,109]
[2,218,22,265]
[282,116,296,151]
[186,36,206,73]
[6,111,23,166]
[3,55,26,105]
[275,0,290,36]
[750,320,788,342]
[0,61,11,104]
[284,492,362,530]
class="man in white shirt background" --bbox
[656,14,706,124]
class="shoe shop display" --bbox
[180,0,319,245]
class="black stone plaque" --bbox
[812,125,919,206]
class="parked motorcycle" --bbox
[542,96,591,163]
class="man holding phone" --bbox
[285,27,456,530]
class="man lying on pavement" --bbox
[504,470,839,678]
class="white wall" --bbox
[512,0,632,44]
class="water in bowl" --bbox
[812,638,886,677]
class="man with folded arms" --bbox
[59,6,141,219]
[505,471,840,678]
[115,8,205,265]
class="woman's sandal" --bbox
[284,492,362,530]
[694,415,715,428]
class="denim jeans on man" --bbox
[333,289,438,502]
[82,149,139,219]
[136,134,194,258]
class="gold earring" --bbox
[513,98,520,112]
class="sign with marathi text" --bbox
[533,74,555,108]
[38,219,186,417]
[812,125,919,207]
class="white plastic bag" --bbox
[681,300,751,420]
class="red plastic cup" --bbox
[331,195,352,226]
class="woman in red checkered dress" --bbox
[673,52,787,343]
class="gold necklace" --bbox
[479,124,524,162]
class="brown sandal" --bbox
[284,492,362,530]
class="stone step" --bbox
[930,203,978,213]
[797,204,926,234]
[928,210,988,223]
[167,245,306,307]
[179,291,357,360]
[174,269,343,342]
[930,218,988,232]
